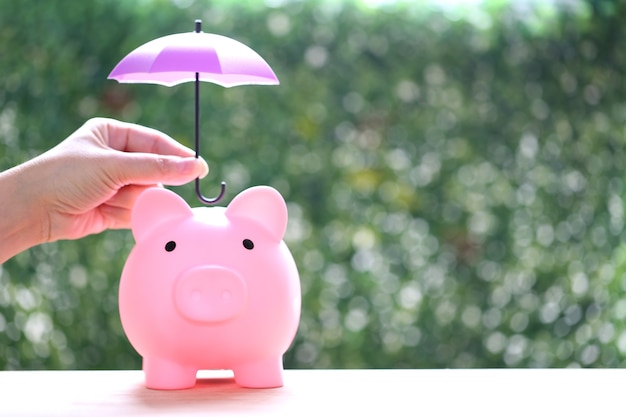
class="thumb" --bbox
[110,153,209,186]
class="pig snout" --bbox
[174,266,247,323]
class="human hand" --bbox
[0,117,208,262]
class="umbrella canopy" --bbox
[108,20,279,205]
[108,31,279,88]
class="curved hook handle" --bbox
[195,178,226,205]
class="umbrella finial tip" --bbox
[195,19,202,33]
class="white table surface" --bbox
[0,369,622,416]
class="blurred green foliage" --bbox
[1,0,626,370]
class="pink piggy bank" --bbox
[118,186,301,389]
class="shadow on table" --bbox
[129,372,284,411]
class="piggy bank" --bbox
[118,186,301,389]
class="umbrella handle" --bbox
[195,178,226,205]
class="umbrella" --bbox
[108,20,279,204]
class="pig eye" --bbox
[242,239,254,250]
[165,241,177,252]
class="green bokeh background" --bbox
[1,0,626,370]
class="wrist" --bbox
[0,162,48,263]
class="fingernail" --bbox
[180,157,208,179]
[197,157,209,179]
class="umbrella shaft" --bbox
[193,70,226,205]
[195,72,200,159]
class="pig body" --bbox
[119,186,301,390]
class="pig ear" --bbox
[131,187,193,242]
[225,186,288,241]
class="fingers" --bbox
[107,152,209,187]
[82,117,210,187]
[106,184,156,210]
[98,184,159,230]
[87,117,197,158]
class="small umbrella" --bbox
[108,20,279,204]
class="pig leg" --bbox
[232,357,284,388]
[143,357,197,390]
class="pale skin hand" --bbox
[0,117,208,263]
